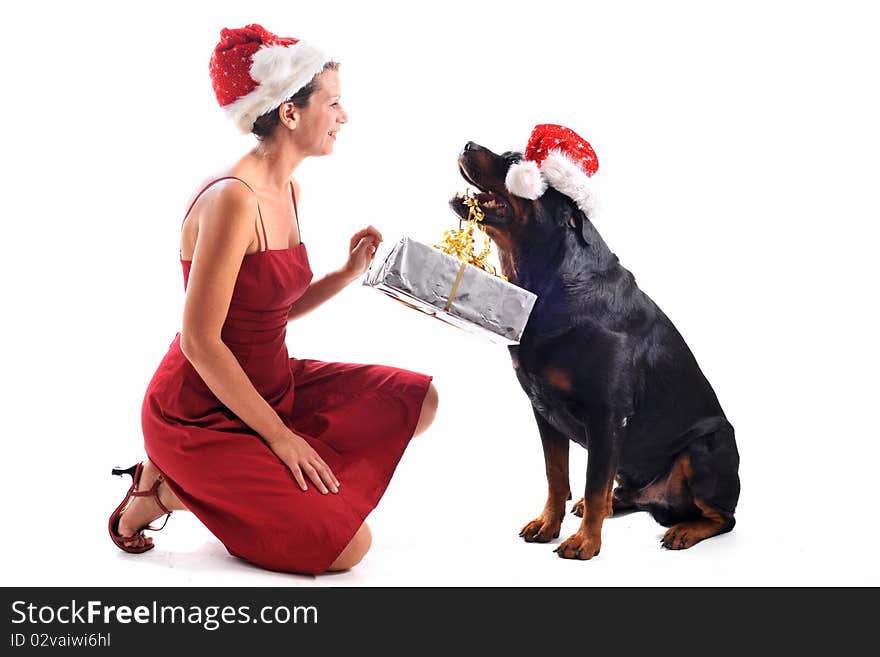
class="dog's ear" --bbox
[566,207,592,248]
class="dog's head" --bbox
[450,141,612,285]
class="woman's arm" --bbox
[180,181,290,444]
[287,267,359,321]
[286,179,357,321]
[179,179,338,493]
[287,178,355,321]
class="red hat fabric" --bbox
[505,124,599,214]
[209,24,331,134]
[525,124,598,176]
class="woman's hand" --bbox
[342,225,383,280]
[267,428,340,494]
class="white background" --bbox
[1,0,878,587]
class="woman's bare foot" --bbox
[116,459,185,550]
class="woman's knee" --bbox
[327,522,372,571]
[413,382,439,437]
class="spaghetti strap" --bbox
[181,176,268,251]
[290,181,302,244]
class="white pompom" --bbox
[505,160,547,199]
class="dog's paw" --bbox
[519,514,562,543]
[661,523,700,550]
[554,533,601,560]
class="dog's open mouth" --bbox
[450,190,512,225]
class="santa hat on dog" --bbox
[209,24,332,134]
[504,124,599,214]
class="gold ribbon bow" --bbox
[433,189,508,311]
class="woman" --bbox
[108,24,439,575]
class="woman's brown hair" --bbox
[251,61,340,140]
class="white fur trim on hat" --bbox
[540,149,598,215]
[505,159,547,199]
[224,40,330,134]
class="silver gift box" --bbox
[363,236,537,345]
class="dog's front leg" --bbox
[519,406,570,543]
[556,413,619,560]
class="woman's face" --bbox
[293,69,348,157]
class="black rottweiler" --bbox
[450,141,740,559]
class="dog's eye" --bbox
[568,216,577,229]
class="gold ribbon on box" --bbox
[434,190,507,312]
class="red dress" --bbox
[141,177,433,574]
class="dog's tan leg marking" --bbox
[665,454,691,499]
[660,455,735,549]
[520,419,570,543]
[573,476,621,517]
[556,479,613,560]
[661,499,733,550]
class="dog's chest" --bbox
[510,346,586,443]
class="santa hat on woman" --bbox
[504,124,600,215]
[209,24,333,134]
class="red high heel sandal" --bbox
[108,462,172,553]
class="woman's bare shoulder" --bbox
[181,174,259,258]
[186,174,257,218]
